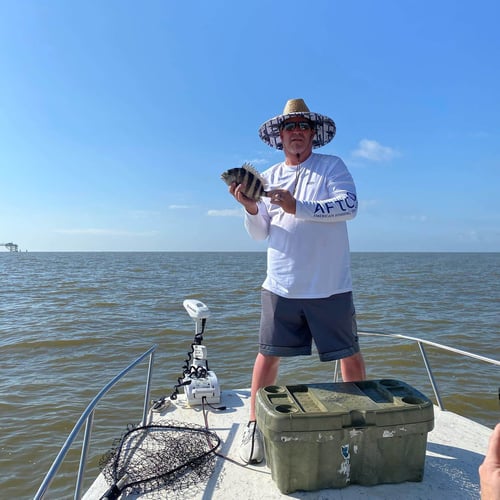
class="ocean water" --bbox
[0,252,499,499]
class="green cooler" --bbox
[256,379,434,494]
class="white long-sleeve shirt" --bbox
[244,153,357,298]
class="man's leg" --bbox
[249,352,280,420]
[340,351,366,382]
[240,353,280,464]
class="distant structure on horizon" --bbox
[1,242,19,252]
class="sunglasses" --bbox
[281,121,314,132]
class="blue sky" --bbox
[1,0,499,252]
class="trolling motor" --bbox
[170,299,221,406]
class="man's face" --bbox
[279,118,315,158]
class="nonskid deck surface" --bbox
[84,389,491,500]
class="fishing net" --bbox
[99,420,220,499]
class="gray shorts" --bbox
[259,289,360,361]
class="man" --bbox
[228,98,366,464]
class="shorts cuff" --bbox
[319,344,360,362]
[260,344,312,357]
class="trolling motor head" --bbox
[183,299,210,343]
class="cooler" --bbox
[255,379,434,494]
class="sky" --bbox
[1,0,499,252]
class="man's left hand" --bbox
[269,189,296,215]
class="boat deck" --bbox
[84,388,492,499]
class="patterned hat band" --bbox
[258,98,336,150]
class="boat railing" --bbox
[354,330,500,410]
[34,344,158,500]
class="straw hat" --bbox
[258,98,336,150]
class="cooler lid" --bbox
[256,379,434,432]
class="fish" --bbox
[220,162,269,201]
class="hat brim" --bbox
[258,111,336,150]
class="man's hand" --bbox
[229,182,258,215]
[269,189,296,215]
[479,423,500,500]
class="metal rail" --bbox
[34,344,157,500]
[357,330,500,410]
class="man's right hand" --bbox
[229,182,258,215]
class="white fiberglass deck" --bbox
[84,388,492,500]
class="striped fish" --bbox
[220,162,269,201]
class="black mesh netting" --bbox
[99,420,220,498]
